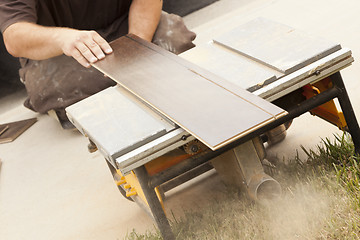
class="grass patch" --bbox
[125,133,360,240]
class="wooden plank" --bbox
[214,18,341,74]
[0,118,37,144]
[131,35,285,117]
[93,34,286,150]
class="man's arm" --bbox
[2,0,162,68]
[128,0,163,42]
[3,22,112,68]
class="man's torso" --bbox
[0,0,132,33]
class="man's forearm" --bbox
[3,22,112,68]
[128,0,163,41]
[4,22,67,59]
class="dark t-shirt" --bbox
[0,0,132,40]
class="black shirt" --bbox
[0,0,131,39]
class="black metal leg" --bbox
[331,72,360,154]
[134,166,175,240]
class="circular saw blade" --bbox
[183,139,206,155]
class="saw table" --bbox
[66,18,360,239]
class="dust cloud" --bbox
[258,180,341,240]
[169,173,353,239]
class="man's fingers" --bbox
[61,30,112,67]
[92,33,113,55]
[72,50,91,68]
[83,33,106,60]
[75,42,98,64]
[76,32,111,65]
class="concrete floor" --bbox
[1,0,360,239]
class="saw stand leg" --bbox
[331,72,360,154]
[133,166,175,240]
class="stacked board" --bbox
[214,18,341,74]
[93,34,287,150]
[181,18,341,92]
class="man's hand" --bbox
[3,22,112,68]
[57,29,113,68]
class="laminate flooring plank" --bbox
[0,118,37,144]
[93,35,286,150]
[214,18,341,74]
[127,36,286,119]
